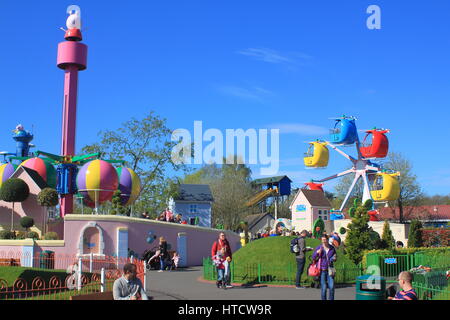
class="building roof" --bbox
[252,176,292,185]
[376,205,450,221]
[174,184,214,202]
[12,166,49,190]
[243,212,274,230]
[291,189,332,208]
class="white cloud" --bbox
[217,85,273,102]
[237,48,312,66]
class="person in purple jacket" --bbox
[312,234,337,300]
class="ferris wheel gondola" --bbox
[302,117,400,211]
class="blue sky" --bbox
[0,0,449,196]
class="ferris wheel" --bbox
[303,115,400,216]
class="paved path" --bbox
[146,267,356,300]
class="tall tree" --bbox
[384,152,423,223]
[182,157,254,230]
[344,199,377,265]
[381,220,395,249]
[82,111,189,216]
[0,179,30,231]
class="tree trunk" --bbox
[398,198,404,223]
[11,202,14,232]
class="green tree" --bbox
[384,152,423,223]
[37,188,59,235]
[0,178,30,231]
[344,199,377,265]
[380,220,396,249]
[407,219,423,248]
[181,157,254,230]
[82,111,190,216]
[111,190,128,216]
[20,216,34,232]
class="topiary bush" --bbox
[43,232,59,240]
[339,227,346,235]
[0,178,30,202]
[0,230,16,239]
[20,216,35,231]
[363,199,373,210]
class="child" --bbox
[212,248,227,289]
[172,252,180,270]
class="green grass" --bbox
[0,266,101,300]
[222,236,361,286]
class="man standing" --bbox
[113,263,149,300]
[211,232,233,288]
[294,230,311,289]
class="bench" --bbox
[0,258,20,266]
[70,291,114,300]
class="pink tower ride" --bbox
[56,7,87,217]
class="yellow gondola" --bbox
[303,142,329,168]
[370,172,400,201]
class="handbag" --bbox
[308,257,321,277]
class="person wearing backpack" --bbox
[312,234,337,300]
[291,230,311,289]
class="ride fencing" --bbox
[0,252,145,300]
[202,258,363,286]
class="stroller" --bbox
[143,247,162,270]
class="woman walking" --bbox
[158,236,169,272]
[312,234,337,300]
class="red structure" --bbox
[56,7,87,216]
[359,129,389,159]
[304,182,324,192]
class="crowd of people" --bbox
[141,207,189,225]
[111,229,419,300]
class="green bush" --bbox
[0,230,16,239]
[43,232,59,240]
[363,199,373,210]
[408,219,424,248]
[15,231,27,239]
[20,216,35,230]
[26,231,39,239]
[339,227,346,235]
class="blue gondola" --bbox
[329,116,358,145]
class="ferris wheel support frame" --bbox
[312,140,381,212]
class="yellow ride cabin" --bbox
[370,172,400,201]
[304,141,329,168]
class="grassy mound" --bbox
[230,236,359,285]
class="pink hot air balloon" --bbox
[76,159,119,205]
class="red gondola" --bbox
[304,182,324,192]
[359,129,389,159]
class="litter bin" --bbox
[39,250,55,269]
[356,275,386,300]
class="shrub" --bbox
[0,230,16,239]
[20,216,35,231]
[15,231,27,239]
[380,220,396,249]
[408,219,424,248]
[339,227,346,235]
[26,231,39,239]
[43,232,59,240]
[422,229,450,247]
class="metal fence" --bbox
[202,258,363,286]
[0,253,145,300]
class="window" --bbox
[190,204,197,214]
[189,217,196,225]
[318,210,322,215]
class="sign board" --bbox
[384,258,397,264]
